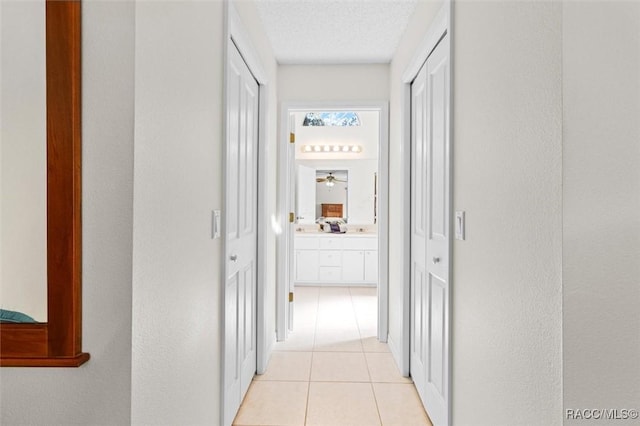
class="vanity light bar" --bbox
[302,144,362,153]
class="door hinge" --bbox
[289,212,295,223]
[289,292,294,302]
[289,133,295,143]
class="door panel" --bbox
[297,165,316,224]
[240,262,256,394]
[224,41,259,426]
[224,272,239,405]
[429,275,446,394]
[411,50,429,402]
[410,34,450,426]
[411,262,427,397]
[429,61,447,240]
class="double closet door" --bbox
[224,41,259,426]
[410,33,450,426]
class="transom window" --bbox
[302,112,361,127]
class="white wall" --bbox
[451,2,563,423]
[0,0,47,321]
[0,1,135,424]
[562,2,640,422]
[390,1,563,424]
[131,0,278,424]
[279,64,389,102]
[131,2,223,424]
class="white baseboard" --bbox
[387,334,408,377]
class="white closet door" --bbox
[410,50,429,409]
[410,34,450,426]
[224,41,259,426]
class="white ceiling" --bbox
[253,0,419,64]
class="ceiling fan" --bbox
[316,172,346,187]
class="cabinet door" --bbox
[319,250,341,266]
[342,250,365,282]
[319,266,341,282]
[364,250,378,283]
[296,250,318,282]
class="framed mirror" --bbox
[0,0,88,367]
[316,170,348,220]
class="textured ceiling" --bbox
[254,0,419,64]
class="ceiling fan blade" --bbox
[316,178,327,182]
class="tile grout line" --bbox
[369,381,385,426]
[303,378,311,425]
[304,286,322,425]
[312,287,321,351]
[352,288,383,426]
[348,287,366,353]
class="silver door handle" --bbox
[432,257,440,264]
[230,255,238,262]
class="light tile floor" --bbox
[233,286,432,426]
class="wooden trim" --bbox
[1,353,90,368]
[0,324,48,358]
[0,0,88,367]
[46,0,83,358]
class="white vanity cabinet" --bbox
[294,235,319,282]
[364,250,378,282]
[294,234,378,286]
[342,251,365,281]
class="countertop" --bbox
[295,231,377,237]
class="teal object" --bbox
[0,308,37,323]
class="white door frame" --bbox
[399,1,452,422]
[277,101,390,342]
[222,3,271,425]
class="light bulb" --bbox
[342,145,350,152]
[303,145,312,152]
[313,145,321,152]
[323,145,330,152]
[332,145,340,152]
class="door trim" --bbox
[222,3,271,426]
[277,101,390,342]
[397,0,452,423]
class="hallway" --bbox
[233,287,431,426]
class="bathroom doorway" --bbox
[276,102,389,344]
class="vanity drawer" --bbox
[319,266,341,282]
[319,237,343,250]
[342,237,377,250]
[319,251,341,266]
[295,236,319,250]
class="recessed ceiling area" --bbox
[254,0,419,64]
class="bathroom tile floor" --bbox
[233,286,432,426]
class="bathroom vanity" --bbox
[294,233,378,286]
